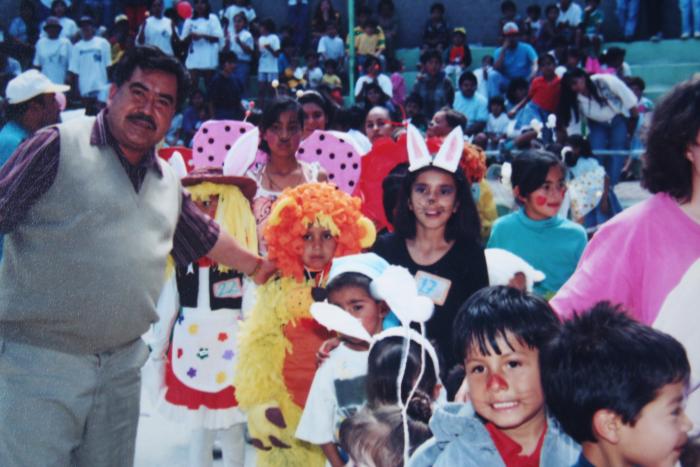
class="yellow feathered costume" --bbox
[235,182,375,466]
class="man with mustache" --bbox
[0,45,275,466]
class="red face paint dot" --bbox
[217,332,229,342]
[177,348,183,358]
[534,195,548,206]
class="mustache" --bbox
[126,113,156,129]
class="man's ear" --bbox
[592,408,623,444]
[107,83,118,103]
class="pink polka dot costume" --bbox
[192,120,263,170]
[296,130,362,194]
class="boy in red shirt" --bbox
[509,53,560,142]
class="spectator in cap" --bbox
[0,69,69,262]
[488,21,537,98]
[68,15,111,112]
[40,0,79,42]
[0,69,68,165]
[33,17,72,87]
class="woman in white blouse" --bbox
[137,0,177,56]
[557,68,639,186]
[181,0,223,89]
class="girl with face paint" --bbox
[487,150,588,298]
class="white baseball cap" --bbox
[5,69,70,105]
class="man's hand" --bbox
[252,258,277,285]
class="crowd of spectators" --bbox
[0,0,688,189]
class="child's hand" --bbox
[316,336,341,366]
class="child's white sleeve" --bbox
[296,360,337,445]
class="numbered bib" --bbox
[415,271,452,306]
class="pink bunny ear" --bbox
[406,124,432,172]
[169,151,188,179]
[433,126,464,173]
[223,127,260,177]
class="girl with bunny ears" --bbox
[145,120,261,467]
[372,124,488,371]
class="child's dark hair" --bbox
[545,3,559,15]
[501,0,516,13]
[458,70,477,87]
[367,336,439,408]
[393,165,481,242]
[326,272,373,298]
[566,134,592,156]
[511,149,567,199]
[260,18,276,33]
[540,302,690,444]
[219,50,237,65]
[339,404,432,467]
[626,75,646,92]
[526,4,542,16]
[324,58,338,71]
[382,163,409,226]
[420,49,443,65]
[488,95,505,109]
[538,52,556,66]
[430,2,445,15]
[506,77,529,104]
[452,286,560,363]
[438,107,467,131]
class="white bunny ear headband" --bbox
[310,263,438,464]
[407,123,464,173]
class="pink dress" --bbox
[551,193,700,324]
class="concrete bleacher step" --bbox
[630,62,699,87]
[606,39,700,65]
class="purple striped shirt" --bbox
[0,111,219,266]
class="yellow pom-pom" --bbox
[357,216,377,248]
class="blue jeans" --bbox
[588,115,629,186]
[679,0,700,35]
[234,61,251,95]
[518,101,554,143]
[616,0,640,38]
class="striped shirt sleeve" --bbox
[171,192,221,266]
[0,128,60,234]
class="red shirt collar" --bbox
[485,419,547,467]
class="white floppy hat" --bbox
[5,69,70,105]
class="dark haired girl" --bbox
[372,132,488,369]
[246,96,328,254]
[557,68,639,186]
[488,150,587,297]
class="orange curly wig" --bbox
[264,182,376,282]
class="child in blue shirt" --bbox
[409,286,581,467]
[488,150,587,297]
